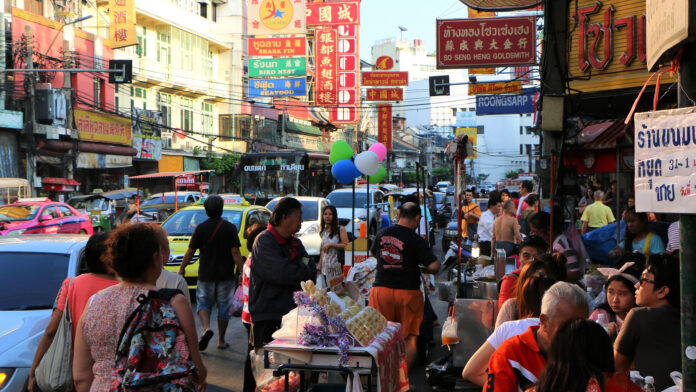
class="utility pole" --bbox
[63,40,74,183]
[23,25,36,196]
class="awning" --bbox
[41,177,81,186]
[459,0,542,11]
[578,120,633,150]
[284,121,323,136]
[129,170,214,180]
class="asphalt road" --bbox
[192,229,451,392]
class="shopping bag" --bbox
[441,303,459,346]
[36,278,74,392]
[230,285,244,317]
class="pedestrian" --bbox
[589,266,638,340]
[73,223,205,392]
[369,202,440,372]
[515,180,535,219]
[500,189,510,204]
[519,194,538,235]
[497,235,548,311]
[179,195,243,351]
[249,197,316,349]
[581,190,615,234]
[155,227,190,302]
[477,191,502,258]
[610,207,665,260]
[461,189,480,240]
[317,205,349,292]
[241,225,266,392]
[28,233,118,392]
[528,211,588,281]
[579,186,595,215]
[491,200,523,257]
[604,180,617,213]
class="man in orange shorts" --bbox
[369,202,440,371]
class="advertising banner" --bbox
[76,153,132,169]
[436,16,536,69]
[378,104,392,150]
[469,81,522,95]
[247,0,306,35]
[365,88,403,101]
[248,77,307,97]
[75,108,132,145]
[315,28,339,106]
[455,127,477,158]
[634,107,696,213]
[306,1,359,26]
[330,23,361,124]
[248,37,306,56]
[132,108,162,161]
[248,58,306,77]
[175,174,196,187]
[476,88,537,115]
[109,0,137,48]
[361,72,409,86]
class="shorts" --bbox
[369,286,423,337]
[196,280,235,321]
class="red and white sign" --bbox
[361,72,409,86]
[248,37,306,56]
[436,16,536,69]
[375,56,395,70]
[315,28,338,106]
[306,1,359,26]
[176,174,196,187]
[365,88,403,101]
[329,21,361,124]
[378,104,392,150]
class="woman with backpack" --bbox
[73,223,206,391]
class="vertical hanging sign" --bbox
[315,28,338,106]
[109,0,137,49]
[378,104,392,150]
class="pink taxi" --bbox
[0,198,93,236]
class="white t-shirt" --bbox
[477,209,495,242]
[486,317,540,349]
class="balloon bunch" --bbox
[329,141,388,185]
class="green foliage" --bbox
[505,168,524,179]
[476,173,490,184]
[432,167,452,181]
[201,153,241,175]
[402,171,418,183]
[192,146,203,156]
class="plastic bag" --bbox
[271,306,319,342]
[316,273,328,290]
[230,285,244,317]
[250,349,299,392]
[441,303,459,345]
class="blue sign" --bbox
[476,88,538,115]
[248,77,307,97]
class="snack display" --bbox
[301,280,317,296]
[324,297,343,318]
[344,306,388,347]
[339,304,362,321]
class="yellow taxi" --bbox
[161,195,270,289]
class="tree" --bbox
[476,173,490,184]
[201,153,241,175]
[505,168,524,179]
[432,167,452,182]
[402,171,418,183]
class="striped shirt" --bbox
[666,221,680,251]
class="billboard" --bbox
[377,104,392,150]
[247,0,306,35]
[436,16,536,69]
[248,77,307,97]
[306,1,360,26]
[365,88,403,101]
[315,28,339,106]
[131,108,162,161]
[361,72,409,86]
[75,108,132,146]
[476,88,538,115]
[248,37,306,56]
[248,58,306,77]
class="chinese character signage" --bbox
[476,88,538,115]
[634,107,696,213]
[362,72,409,86]
[249,58,306,77]
[330,22,361,124]
[109,0,137,49]
[365,88,403,101]
[248,37,306,56]
[306,1,359,26]
[247,0,306,35]
[248,77,307,97]
[436,16,536,69]
[132,108,163,161]
[378,104,392,150]
[75,108,132,145]
[469,81,522,95]
[315,28,338,106]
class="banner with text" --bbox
[248,77,307,97]
[634,107,696,213]
[436,16,536,69]
[469,81,521,95]
[329,23,361,124]
[476,88,537,115]
[365,88,403,101]
[306,1,359,25]
[378,104,392,150]
[249,58,306,77]
[248,37,306,56]
[315,28,338,106]
[109,0,137,48]
[362,72,409,86]
[247,0,306,35]
[75,108,132,145]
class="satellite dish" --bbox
[398,26,408,32]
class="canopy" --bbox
[129,170,214,180]
[459,0,542,11]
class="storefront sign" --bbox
[315,28,339,105]
[108,0,137,48]
[248,58,306,77]
[436,16,536,69]
[568,0,675,93]
[175,174,196,187]
[248,37,306,57]
[306,1,359,26]
[469,81,521,95]
[634,106,696,213]
[247,0,306,35]
[476,88,537,115]
[248,77,306,97]
[365,88,403,101]
[282,133,322,151]
[76,152,132,169]
[75,109,132,145]
[378,104,392,150]
[132,108,162,161]
[646,0,689,71]
[470,68,496,74]
[330,23,361,124]
[375,56,394,70]
[361,72,409,86]
[455,128,477,158]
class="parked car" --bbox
[435,181,452,193]
[140,191,206,208]
[326,188,384,239]
[0,235,87,392]
[0,198,93,236]
[266,196,329,259]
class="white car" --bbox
[0,235,87,392]
[436,181,452,193]
[266,196,330,258]
[326,188,384,239]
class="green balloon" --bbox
[329,141,354,164]
[368,166,387,184]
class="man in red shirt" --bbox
[485,282,589,392]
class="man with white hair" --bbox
[580,189,615,234]
[484,282,589,392]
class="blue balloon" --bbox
[332,159,358,184]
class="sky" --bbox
[359,0,472,61]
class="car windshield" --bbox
[266,200,318,221]
[327,192,368,208]
[0,252,69,310]
[85,199,108,212]
[0,204,42,222]
[162,209,243,236]
[68,199,86,210]
[142,195,192,206]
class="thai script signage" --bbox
[283,133,322,151]
[436,16,536,69]
[175,174,196,187]
[76,153,132,169]
[315,28,339,105]
[247,0,306,35]
[365,88,403,101]
[378,104,392,150]
[75,108,132,145]
[476,88,537,115]
[248,58,306,77]
[109,0,137,48]
[306,1,359,26]
[469,81,522,95]
[248,77,307,97]
[361,72,409,86]
[248,37,306,57]
[634,107,696,213]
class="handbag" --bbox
[230,285,244,317]
[36,277,75,392]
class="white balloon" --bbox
[355,151,380,176]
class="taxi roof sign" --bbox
[194,194,249,207]
[17,197,51,203]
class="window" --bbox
[220,115,234,139]
[477,125,484,134]
[93,78,101,109]
[519,145,523,155]
[158,92,172,127]
[57,206,73,217]
[452,108,457,117]
[136,26,147,58]
[181,109,193,132]
[526,144,532,154]
[115,96,119,111]
[519,126,523,135]
[157,27,171,65]
[201,102,213,135]
[200,1,208,18]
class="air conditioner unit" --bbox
[162,136,172,149]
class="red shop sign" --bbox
[306,1,360,26]
[248,37,306,57]
[176,174,196,187]
[378,104,393,150]
[361,72,409,86]
[365,88,403,101]
[436,16,536,69]
[315,28,339,106]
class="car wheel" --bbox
[79,229,88,234]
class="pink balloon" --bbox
[369,143,387,162]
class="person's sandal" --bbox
[199,329,214,351]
